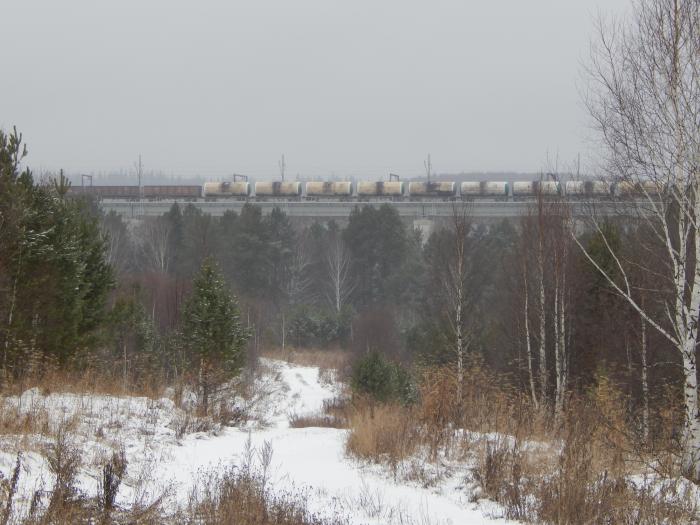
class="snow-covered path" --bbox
[150,361,513,524]
[0,360,513,524]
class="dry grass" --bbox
[344,362,700,523]
[184,438,347,525]
[3,426,164,525]
[288,413,345,429]
[471,413,700,524]
[184,466,346,525]
[0,365,168,401]
[0,401,52,438]
[346,403,421,475]
[288,397,351,429]
[3,435,346,524]
[422,362,549,440]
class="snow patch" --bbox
[1,360,513,524]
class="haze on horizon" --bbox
[0,1,629,180]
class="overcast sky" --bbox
[0,1,630,179]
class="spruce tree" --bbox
[181,258,249,413]
[0,128,113,377]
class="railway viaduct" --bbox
[101,199,639,221]
[100,199,644,241]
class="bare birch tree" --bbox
[440,203,474,402]
[283,236,315,350]
[101,211,130,275]
[520,192,574,416]
[520,223,539,408]
[325,237,355,313]
[136,217,172,274]
[287,237,314,306]
[581,0,700,479]
[536,196,548,403]
[552,200,572,421]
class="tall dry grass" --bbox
[346,402,421,477]
[0,364,169,400]
[183,466,346,525]
[345,361,700,523]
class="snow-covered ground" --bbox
[0,359,515,524]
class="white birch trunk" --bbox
[640,315,649,444]
[2,228,24,381]
[554,274,568,421]
[523,265,539,408]
[537,235,547,402]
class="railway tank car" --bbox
[202,181,250,199]
[512,180,561,197]
[565,180,611,197]
[254,181,302,198]
[356,181,404,198]
[305,181,353,198]
[407,181,456,199]
[613,180,662,197]
[460,181,509,198]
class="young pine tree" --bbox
[181,258,249,414]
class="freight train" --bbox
[70,179,659,202]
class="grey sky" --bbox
[1,1,629,179]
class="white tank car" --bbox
[460,181,508,196]
[408,181,455,197]
[615,180,661,196]
[356,181,404,197]
[481,181,509,196]
[565,180,611,196]
[614,181,637,196]
[460,182,482,196]
[202,181,250,197]
[513,181,560,196]
[538,181,560,195]
[255,181,302,197]
[639,180,661,194]
[305,181,353,197]
[512,181,535,196]
[565,181,585,195]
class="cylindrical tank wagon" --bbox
[612,180,663,198]
[202,181,250,199]
[408,181,456,199]
[305,181,353,198]
[512,181,561,197]
[565,180,611,197]
[460,181,509,198]
[357,181,405,198]
[254,181,302,199]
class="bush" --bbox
[286,306,352,348]
[350,352,415,404]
